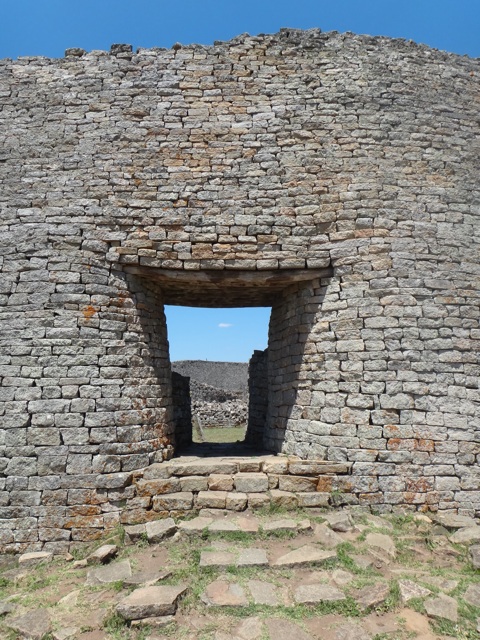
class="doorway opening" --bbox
[166,306,270,449]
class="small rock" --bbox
[86,559,132,585]
[355,582,390,610]
[272,545,336,568]
[247,580,279,605]
[450,526,480,545]
[413,514,432,525]
[424,593,458,622]
[470,544,480,569]
[18,551,53,566]
[201,579,248,607]
[73,559,88,569]
[313,523,344,548]
[398,579,432,603]
[146,518,177,543]
[265,617,313,640]
[199,551,235,568]
[237,548,268,567]
[86,544,118,565]
[7,609,51,640]
[294,583,345,604]
[463,583,480,608]
[365,532,396,560]
[116,585,187,620]
[262,518,297,533]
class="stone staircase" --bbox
[123,454,353,524]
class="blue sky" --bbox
[2,1,478,362]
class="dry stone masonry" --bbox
[0,28,479,552]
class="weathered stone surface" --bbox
[179,516,213,535]
[234,473,268,493]
[269,489,298,508]
[265,617,313,640]
[235,616,264,640]
[199,551,236,568]
[398,579,432,603]
[278,475,318,492]
[237,548,269,567]
[289,461,352,476]
[170,461,238,476]
[435,514,478,530]
[145,518,177,542]
[124,523,147,543]
[201,579,248,607]
[208,474,234,491]
[18,551,53,566]
[424,594,458,622]
[7,609,51,640]
[297,492,330,507]
[226,492,248,511]
[247,580,279,606]
[123,570,171,587]
[313,523,344,548]
[332,622,371,640]
[332,569,354,587]
[365,533,396,560]
[322,512,354,532]
[294,583,346,604]
[355,582,390,610]
[86,544,118,565]
[196,491,227,509]
[262,518,297,534]
[450,527,480,545]
[116,585,187,620]
[424,576,459,592]
[131,614,175,629]
[86,559,132,585]
[247,493,270,509]
[272,545,336,568]
[470,545,480,569]
[463,583,480,608]
[52,628,79,640]
[208,520,240,533]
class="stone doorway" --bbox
[124,266,331,458]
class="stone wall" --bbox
[0,29,479,550]
[246,349,268,446]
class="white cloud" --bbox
[218,323,233,328]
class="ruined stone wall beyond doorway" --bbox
[0,29,479,552]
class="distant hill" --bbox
[171,360,248,393]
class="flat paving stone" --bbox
[18,551,53,566]
[235,616,264,640]
[424,593,458,622]
[235,516,260,533]
[313,523,345,548]
[116,585,187,620]
[7,609,51,640]
[237,548,268,567]
[436,514,478,530]
[52,628,79,640]
[265,617,313,640]
[463,583,480,608]
[86,559,132,585]
[294,583,346,604]
[332,569,354,587]
[199,551,236,568]
[145,518,177,542]
[262,518,297,533]
[201,579,248,607]
[131,614,175,629]
[398,579,432,603]
[355,582,390,610]
[208,520,240,533]
[450,526,480,544]
[247,580,279,605]
[178,516,213,534]
[272,544,336,568]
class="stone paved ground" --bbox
[0,508,479,640]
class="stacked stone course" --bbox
[0,28,479,552]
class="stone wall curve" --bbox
[0,29,479,551]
